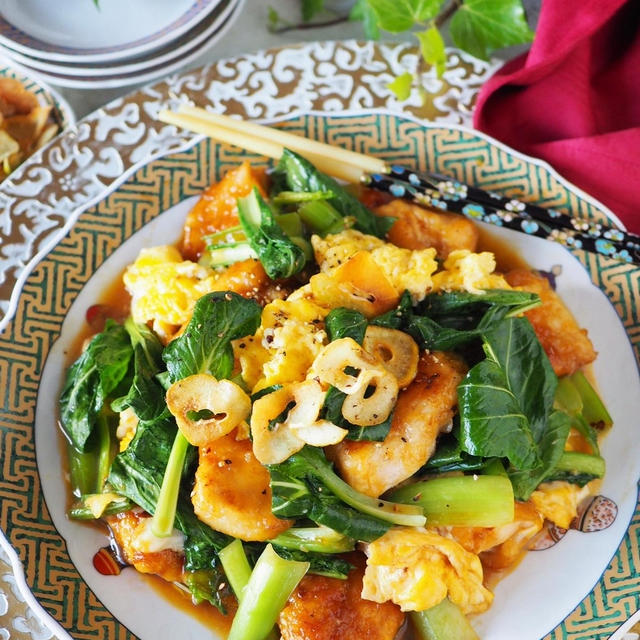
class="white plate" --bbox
[0,0,236,78]
[0,0,222,63]
[33,186,640,640]
[4,0,242,90]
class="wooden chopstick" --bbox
[158,105,640,266]
[159,106,384,183]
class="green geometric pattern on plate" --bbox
[0,112,638,640]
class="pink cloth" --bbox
[473,0,640,233]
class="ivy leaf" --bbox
[416,25,446,76]
[350,0,380,39]
[367,0,440,33]
[449,0,534,61]
[302,0,325,21]
[387,71,413,100]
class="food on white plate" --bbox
[0,77,59,176]
[60,150,611,640]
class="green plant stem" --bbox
[151,431,190,537]
[388,475,514,527]
[218,539,253,601]
[270,526,355,554]
[227,545,309,640]
[434,0,462,28]
[269,15,350,34]
[411,599,479,640]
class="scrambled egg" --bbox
[312,231,509,303]
[432,250,510,295]
[312,230,438,303]
[124,246,218,340]
[234,297,329,392]
[530,481,591,529]
[362,527,493,615]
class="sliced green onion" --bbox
[411,599,479,640]
[227,544,309,640]
[270,526,355,554]
[388,475,514,527]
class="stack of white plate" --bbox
[0,0,243,89]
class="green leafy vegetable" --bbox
[349,0,380,39]
[367,0,440,32]
[60,319,133,451]
[325,307,368,343]
[458,318,571,499]
[411,598,479,640]
[237,188,307,279]
[184,568,229,608]
[273,148,394,238]
[388,474,514,527]
[387,71,414,100]
[163,291,262,384]
[111,318,165,422]
[270,446,425,539]
[270,525,354,554]
[449,0,534,61]
[151,291,261,538]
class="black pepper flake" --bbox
[224,459,232,465]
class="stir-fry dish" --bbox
[0,77,59,176]
[60,150,612,640]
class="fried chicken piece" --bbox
[505,269,596,376]
[375,199,479,258]
[191,430,293,541]
[0,78,39,117]
[327,351,467,497]
[278,554,404,640]
[107,510,184,582]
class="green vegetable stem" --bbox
[151,292,262,537]
[411,598,479,640]
[389,475,514,527]
[227,544,309,640]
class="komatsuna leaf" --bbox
[508,410,571,499]
[163,291,261,383]
[449,0,534,61]
[269,451,390,542]
[325,307,368,343]
[273,149,394,238]
[60,319,133,452]
[111,319,166,422]
[367,0,440,32]
[238,188,307,280]
[457,317,561,493]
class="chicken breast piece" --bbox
[278,554,404,640]
[375,199,479,258]
[107,510,184,583]
[192,431,293,541]
[327,351,467,497]
[505,269,596,376]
